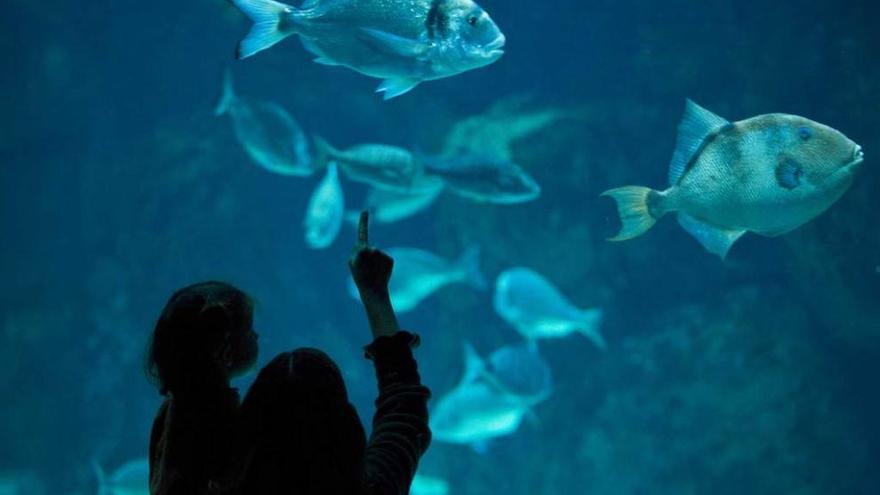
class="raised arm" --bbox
[349,211,400,339]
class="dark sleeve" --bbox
[363,331,432,495]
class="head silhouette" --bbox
[146,281,258,396]
[236,348,368,495]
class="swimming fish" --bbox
[304,163,345,249]
[231,0,506,99]
[314,137,437,193]
[347,246,486,312]
[345,177,444,225]
[410,474,450,495]
[602,99,865,258]
[214,71,313,176]
[493,267,605,349]
[93,458,149,495]
[486,341,553,401]
[430,343,548,452]
[422,154,541,204]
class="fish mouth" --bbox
[846,145,865,169]
[483,34,506,57]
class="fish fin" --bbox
[360,27,430,57]
[601,186,660,241]
[232,0,298,59]
[214,69,236,116]
[775,158,803,190]
[455,246,487,291]
[677,213,745,259]
[668,99,730,185]
[461,342,485,385]
[310,135,336,170]
[576,308,606,350]
[313,56,341,66]
[375,78,420,100]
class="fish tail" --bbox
[311,135,335,171]
[456,246,487,291]
[91,459,108,495]
[232,0,299,59]
[600,186,663,241]
[576,308,606,350]
[214,69,236,116]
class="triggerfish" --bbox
[602,99,865,258]
[230,0,506,99]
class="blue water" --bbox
[2,0,879,493]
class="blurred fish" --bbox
[345,178,445,225]
[422,154,540,204]
[214,71,313,176]
[304,163,345,249]
[93,458,149,495]
[230,0,505,99]
[347,246,486,312]
[487,341,553,401]
[430,343,548,452]
[603,99,865,258]
[315,137,437,193]
[410,474,450,495]
[493,267,605,349]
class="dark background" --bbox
[2,0,879,492]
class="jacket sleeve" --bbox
[363,331,432,495]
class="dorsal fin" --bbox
[668,99,729,185]
[461,342,485,386]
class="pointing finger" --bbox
[357,210,369,247]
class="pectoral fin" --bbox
[360,27,429,57]
[376,78,420,100]
[677,213,746,259]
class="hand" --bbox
[348,211,394,296]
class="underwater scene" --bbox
[2,0,880,493]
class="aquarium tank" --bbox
[2,0,879,493]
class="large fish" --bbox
[346,246,485,312]
[422,153,540,204]
[314,137,437,193]
[304,163,345,248]
[486,341,553,401]
[430,343,549,452]
[214,71,313,176]
[231,0,506,99]
[603,99,865,258]
[493,267,605,349]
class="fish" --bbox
[314,136,437,194]
[93,458,150,495]
[344,177,445,225]
[602,99,865,258]
[410,474,450,495]
[230,0,506,99]
[493,267,605,349]
[304,162,345,249]
[422,154,541,204]
[347,246,486,313]
[486,341,553,401]
[430,343,548,452]
[214,71,313,176]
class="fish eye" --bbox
[467,15,478,26]
[797,126,812,141]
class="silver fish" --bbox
[345,177,444,225]
[487,341,553,401]
[93,458,150,495]
[231,0,505,99]
[603,99,865,258]
[314,137,437,193]
[493,267,605,349]
[430,343,547,452]
[423,154,540,204]
[347,246,485,312]
[304,163,345,249]
[214,71,313,176]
